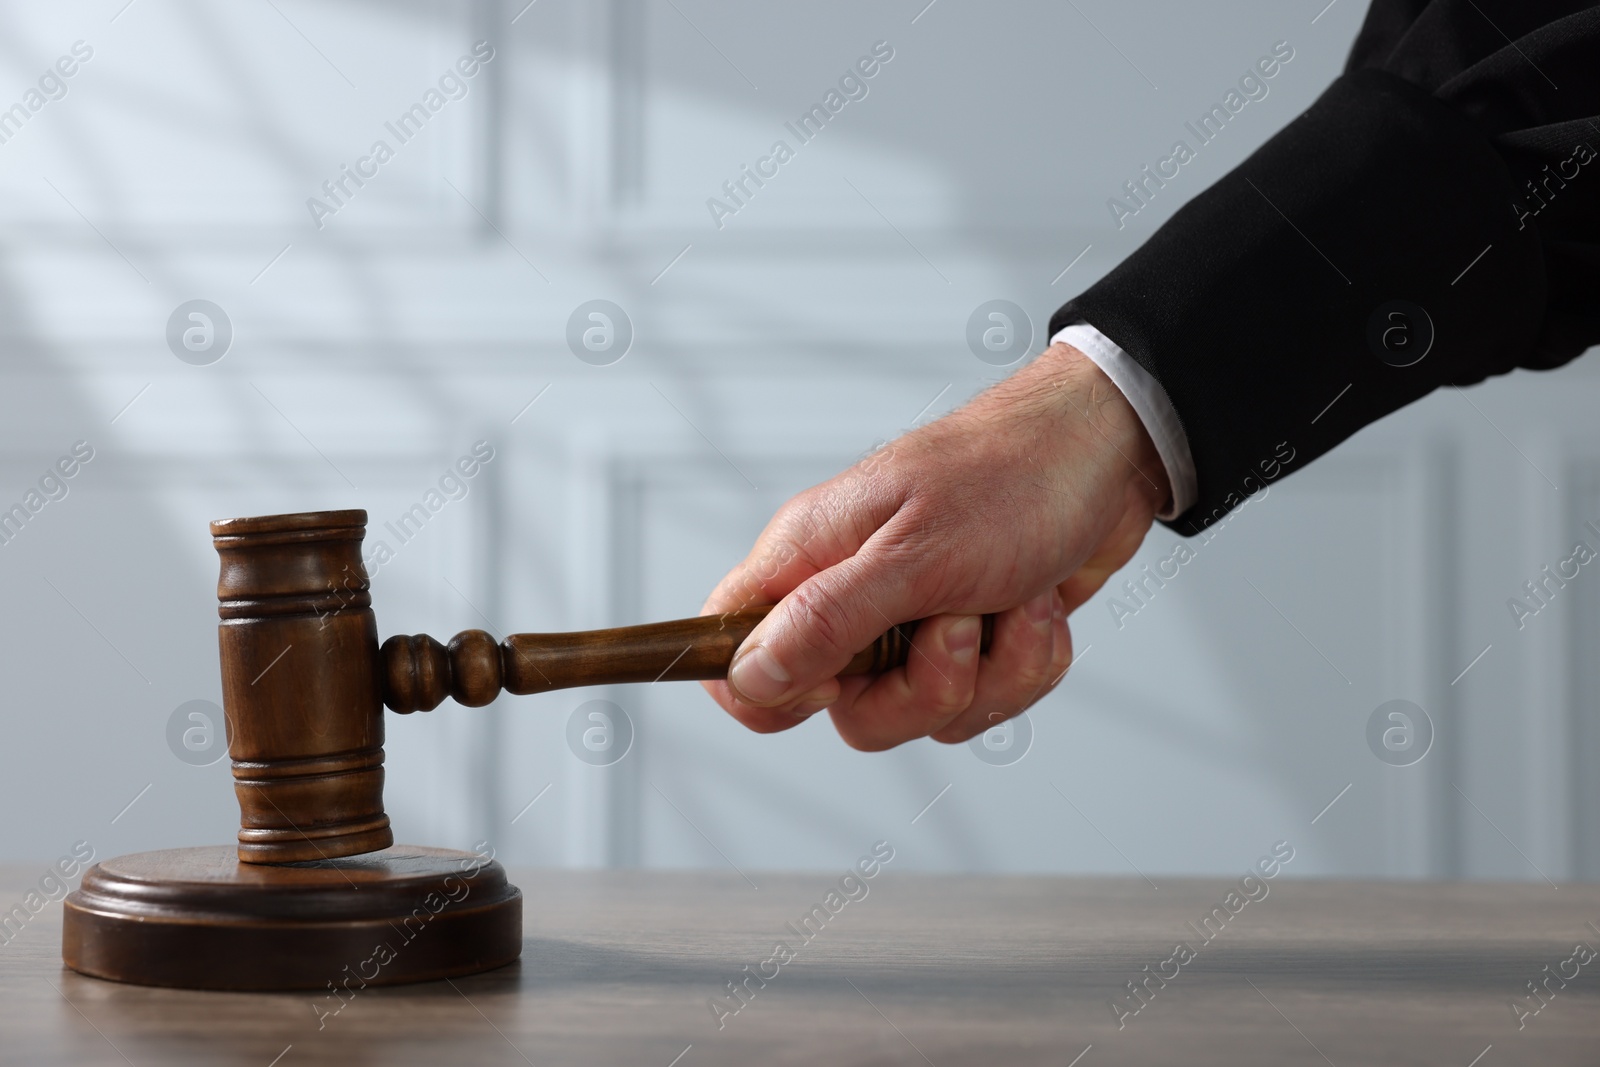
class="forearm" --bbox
[1053,0,1600,535]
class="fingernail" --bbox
[729,643,792,705]
[944,616,982,666]
[1026,591,1054,629]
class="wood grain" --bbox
[8,867,1600,1065]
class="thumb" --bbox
[726,542,926,708]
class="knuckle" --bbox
[750,543,791,582]
[1028,658,1069,707]
[773,490,821,534]
[768,498,826,557]
[927,687,974,720]
[781,580,856,659]
[921,687,966,723]
[780,496,856,570]
[1006,675,1054,717]
[1011,656,1054,698]
[920,668,977,719]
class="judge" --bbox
[699,0,1600,750]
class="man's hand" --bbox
[699,342,1171,750]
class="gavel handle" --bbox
[382,607,995,713]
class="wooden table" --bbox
[3,864,1597,1065]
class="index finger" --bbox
[701,464,903,618]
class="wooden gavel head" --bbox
[212,510,391,865]
[213,508,992,866]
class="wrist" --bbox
[1029,342,1172,516]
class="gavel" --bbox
[216,509,992,864]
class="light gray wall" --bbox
[0,0,1592,885]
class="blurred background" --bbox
[0,0,1592,885]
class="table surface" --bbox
[3,862,1598,1066]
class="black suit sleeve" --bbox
[1050,0,1600,536]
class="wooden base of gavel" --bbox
[61,509,991,990]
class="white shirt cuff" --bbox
[1051,322,1197,521]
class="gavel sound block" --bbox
[62,509,990,990]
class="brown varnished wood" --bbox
[209,508,992,868]
[24,869,1600,1063]
[383,610,996,712]
[61,846,521,991]
[61,501,1014,992]
[211,510,392,865]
